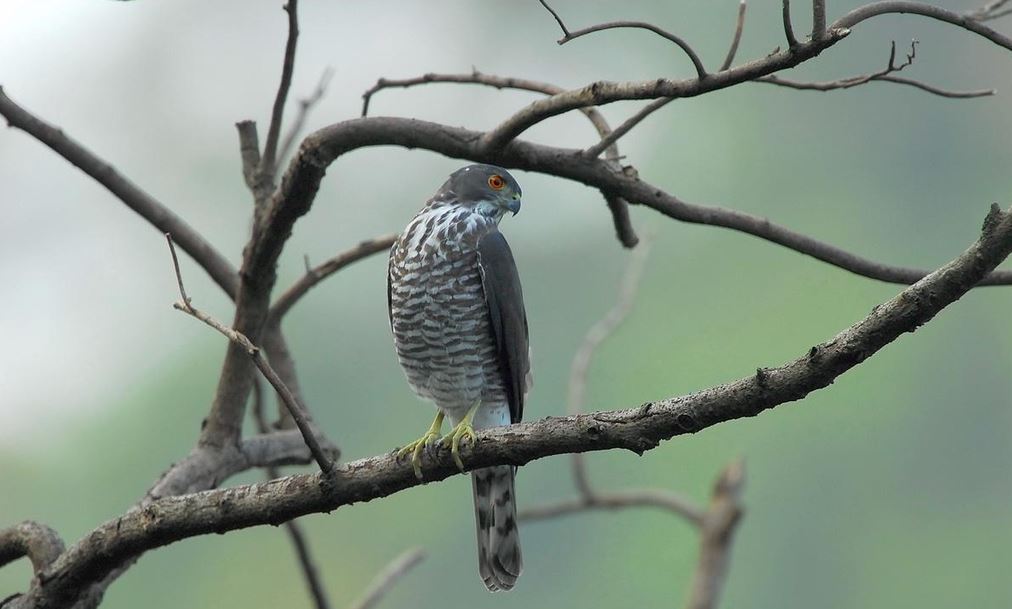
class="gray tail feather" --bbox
[471,465,522,592]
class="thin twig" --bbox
[165,233,334,475]
[277,67,335,167]
[559,20,708,79]
[252,381,332,609]
[269,233,397,323]
[968,0,1012,20]
[521,488,704,525]
[720,1,748,71]
[783,0,800,47]
[684,459,746,609]
[261,0,300,180]
[583,98,673,159]
[346,548,426,609]
[537,0,570,37]
[758,40,995,98]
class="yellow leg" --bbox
[440,402,480,471]
[397,411,445,481]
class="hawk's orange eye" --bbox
[488,175,505,190]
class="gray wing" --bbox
[476,231,530,424]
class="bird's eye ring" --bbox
[488,175,505,190]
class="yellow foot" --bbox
[440,402,480,471]
[397,411,445,481]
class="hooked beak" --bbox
[506,196,521,216]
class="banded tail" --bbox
[471,465,522,591]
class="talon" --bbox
[396,411,445,481]
[440,402,481,472]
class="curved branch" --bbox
[0,86,238,299]
[18,203,1012,609]
[272,116,1012,286]
[833,2,1012,51]
[521,488,704,524]
[720,1,748,72]
[559,21,708,80]
[480,28,851,151]
[0,522,65,575]
[358,70,638,246]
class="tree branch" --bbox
[18,203,1012,609]
[268,234,398,324]
[277,67,335,169]
[833,2,1012,50]
[783,0,800,47]
[720,1,748,71]
[261,0,300,180]
[813,0,827,40]
[252,381,332,609]
[758,40,996,98]
[0,522,65,575]
[166,234,335,475]
[0,86,239,299]
[684,459,745,609]
[583,98,673,159]
[359,70,638,246]
[345,548,426,609]
[273,116,1012,287]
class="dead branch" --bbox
[684,460,745,609]
[0,522,65,575]
[345,548,426,609]
[277,67,335,167]
[783,0,800,47]
[261,0,300,181]
[759,40,995,98]
[721,1,748,71]
[166,234,335,475]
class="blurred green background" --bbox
[2,1,1011,607]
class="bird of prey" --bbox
[387,164,530,592]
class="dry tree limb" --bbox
[261,0,300,181]
[720,1,748,71]
[537,0,708,79]
[583,97,673,159]
[759,40,996,98]
[277,67,335,167]
[17,202,1012,609]
[813,0,828,40]
[783,0,800,47]
[0,522,65,575]
[684,460,745,609]
[268,234,398,323]
[359,69,638,247]
[251,382,332,609]
[0,87,239,299]
[166,233,335,475]
[345,548,426,609]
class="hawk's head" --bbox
[434,164,522,219]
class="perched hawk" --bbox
[387,164,530,591]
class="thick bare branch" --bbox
[721,1,748,71]
[0,522,65,575]
[18,202,1012,609]
[273,116,1012,287]
[359,70,638,246]
[269,234,398,323]
[833,2,1012,50]
[166,234,335,475]
[813,0,827,40]
[684,460,745,609]
[261,0,300,179]
[346,548,426,609]
[0,86,239,299]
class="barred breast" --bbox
[388,207,507,415]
